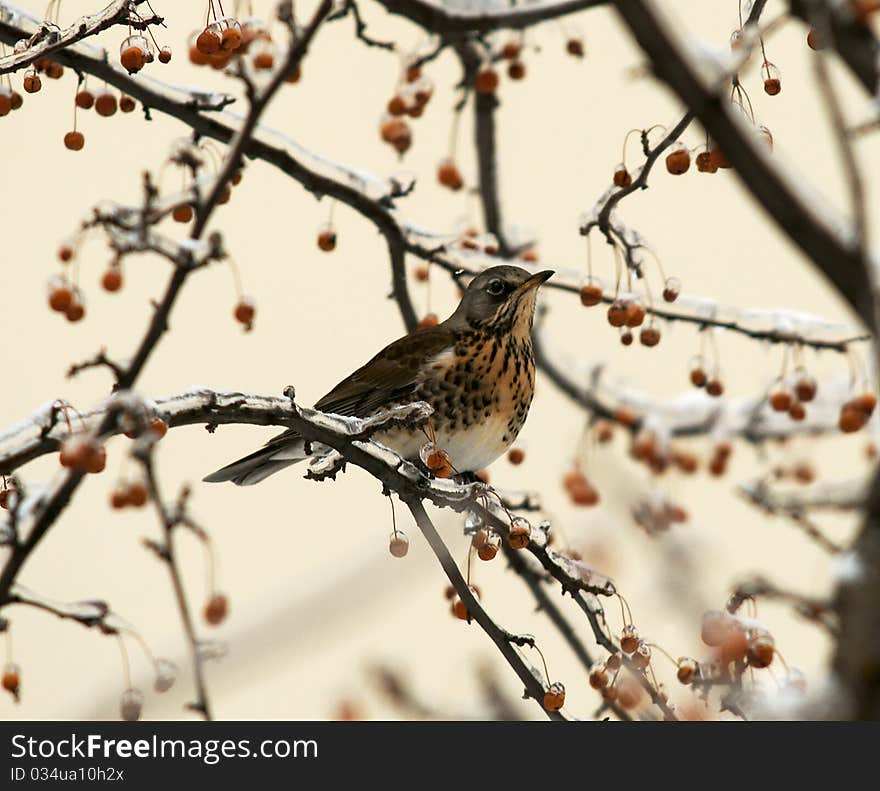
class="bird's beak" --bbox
[517,270,555,292]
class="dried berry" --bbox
[662,276,681,302]
[543,682,565,711]
[640,327,661,347]
[613,165,632,188]
[579,283,603,307]
[620,625,640,654]
[665,146,691,175]
[607,300,628,327]
[676,657,698,685]
[196,28,222,55]
[508,518,531,550]
[747,635,775,668]
[589,664,609,690]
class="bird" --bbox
[203,265,553,486]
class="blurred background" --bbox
[0,0,877,719]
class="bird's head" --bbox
[450,265,554,334]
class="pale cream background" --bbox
[0,0,877,720]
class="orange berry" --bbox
[2,666,20,696]
[452,585,480,620]
[613,166,632,187]
[150,417,168,438]
[234,298,255,326]
[63,131,84,151]
[625,301,646,328]
[620,625,640,654]
[840,405,866,433]
[614,406,637,427]
[221,28,242,52]
[579,284,603,307]
[110,488,129,509]
[507,60,526,80]
[101,268,123,292]
[748,635,775,668]
[9,91,22,110]
[696,151,717,173]
[252,51,275,70]
[425,447,452,477]
[769,389,793,412]
[855,393,877,416]
[204,593,229,625]
[543,682,565,711]
[172,204,193,223]
[605,653,622,672]
[607,300,628,327]
[120,46,146,73]
[665,147,691,174]
[23,73,41,93]
[501,41,521,59]
[795,376,817,402]
[789,401,806,421]
[48,282,73,312]
[475,67,499,93]
[719,627,749,665]
[640,327,661,347]
[126,481,148,507]
[317,229,337,251]
[387,95,407,116]
[65,299,85,323]
[119,95,136,113]
[676,657,698,685]
[94,92,118,117]
[158,47,172,64]
[75,90,95,109]
[589,664,609,689]
[595,421,614,443]
[196,28,221,55]
[508,519,531,550]
[566,38,585,57]
[706,378,724,397]
[405,65,421,83]
[507,447,525,465]
[690,367,707,388]
[84,444,106,474]
[189,45,209,65]
[437,159,464,190]
[764,78,781,96]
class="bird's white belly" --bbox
[375,415,513,473]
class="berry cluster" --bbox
[379,63,432,156]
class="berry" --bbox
[605,652,622,671]
[94,92,118,117]
[625,301,646,328]
[706,378,724,397]
[424,446,452,477]
[75,90,95,109]
[158,47,172,64]
[566,38,585,57]
[501,41,521,60]
[65,298,85,323]
[63,131,84,151]
[120,45,146,73]
[452,585,480,620]
[387,95,407,116]
[789,401,806,421]
[563,470,599,505]
[807,28,823,50]
[221,27,243,52]
[620,625,639,654]
[676,657,698,685]
[110,488,129,509]
[748,635,775,668]
[543,682,565,711]
[719,627,749,665]
[795,375,817,402]
[477,532,500,561]
[405,65,421,83]
[856,393,877,416]
[614,407,638,427]
[616,677,642,709]
[631,642,652,670]
[607,300,628,327]
[172,204,193,223]
[769,389,793,412]
[613,166,632,187]
[189,45,209,65]
[204,593,229,625]
[9,91,22,110]
[317,229,337,251]
[234,298,255,327]
[389,530,409,558]
[690,367,707,388]
[840,405,866,433]
[507,447,525,465]
[44,61,63,79]
[127,482,148,507]
[197,28,222,55]
[640,327,661,347]
[475,67,499,94]
[589,664,609,690]
[119,95,136,113]
[437,159,464,190]
[48,278,73,312]
[2,665,21,696]
[710,146,731,169]
[696,151,718,173]
[579,284,603,307]
[508,518,531,550]
[0,90,11,116]
[23,73,41,93]
[150,417,168,438]
[665,147,691,175]
[662,276,681,302]
[101,268,122,292]
[507,60,526,80]
[764,78,781,96]
[620,330,633,346]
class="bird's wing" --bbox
[259,326,455,451]
[315,326,455,416]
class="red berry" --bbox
[665,147,691,174]
[94,92,118,117]
[101,268,122,292]
[75,90,95,109]
[234,298,256,327]
[317,230,337,251]
[204,593,229,625]
[475,67,499,94]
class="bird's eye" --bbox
[486,279,505,297]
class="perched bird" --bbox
[204,265,553,485]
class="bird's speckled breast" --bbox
[372,328,536,472]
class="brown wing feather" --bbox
[258,326,454,452]
[315,326,455,417]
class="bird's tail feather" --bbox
[203,437,312,486]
